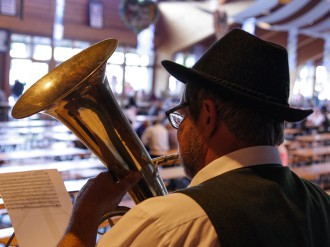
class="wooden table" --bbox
[0,147,91,163]
[291,162,330,180]
[0,103,10,121]
[0,158,104,173]
[43,132,78,142]
[290,146,330,163]
[284,128,302,136]
[0,136,26,150]
[295,133,330,145]
[15,125,70,135]
[0,119,58,129]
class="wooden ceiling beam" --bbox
[297,37,324,66]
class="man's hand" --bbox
[57,171,142,247]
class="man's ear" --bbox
[199,99,219,138]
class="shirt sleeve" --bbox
[97,202,165,247]
[97,194,219,247]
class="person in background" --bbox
[320,104,330,133]
[135,119,151,139]
[148,100,164,116]
[0,88,8,121]
[165,120,178,151]
[0,89,6,103]
[11,79,25,100]
[57,29,330,247]
[164,120,187,191]
[304,106,326,133]
[141,116,169,158]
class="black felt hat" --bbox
[162,29,313,122]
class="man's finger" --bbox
[120,171,142,189]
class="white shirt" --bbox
[97,146,282,247]
[141,123,169,156]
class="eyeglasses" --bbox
[165,102,189,129]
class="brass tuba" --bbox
[11,39,176,207]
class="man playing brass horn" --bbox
[57,29,330,247]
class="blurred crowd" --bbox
[122,94,190,190]
[123,94,180,154]
[122,92,330,171]
[289,97,330,134]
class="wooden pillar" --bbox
[153,50,173,98]
[288,29,298,98]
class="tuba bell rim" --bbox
[11,39,118,119]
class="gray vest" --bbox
[178,164,330,247]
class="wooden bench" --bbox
[0,136,27,152]
[291,162,330,181]
[0,159,105,178]
[0,137,26,147]
[295,133,330,146]
[0,147,91,163]
[0,120,58,129]
[290,146,330,164]
[284,128,302,137]
[43,132,78,142]
[61,164,186,181]
[15,125,70,135]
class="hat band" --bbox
[194,69,289,106]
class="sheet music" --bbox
[0,169,73,247]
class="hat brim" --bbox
[162,60,313,122]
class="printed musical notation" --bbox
[0,170,61,210]
[0,169,73,247]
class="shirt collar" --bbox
[189,145,282,187]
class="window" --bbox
[106,47,154,96]
[109,50,125,65]
[168,53,190,96]
[292,63,315,100]
[125,66,152,93]
[106,64,124,94]
[9,34,91,94]
[9,34,51,91]
[54,40,90,63]
[32,36,52,61]
[315,66,330,100]
[9,33,155,102]
[10,42,31,58]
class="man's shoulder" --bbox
[99,192,217,247]
[130,192,206,221]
